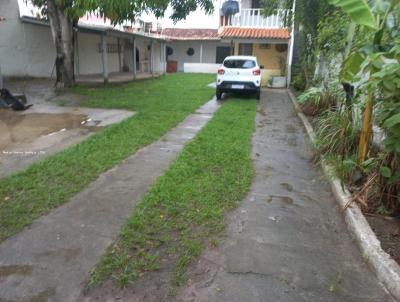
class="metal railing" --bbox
[229,9,289,28]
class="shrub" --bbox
[314,108,360,159]
[298,81,344,116]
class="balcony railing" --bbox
[228,9,289,28]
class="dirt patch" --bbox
[0,265,32,280]
[366,215,400,264]
[0,111,90,150]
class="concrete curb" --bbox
[287,90,400,301]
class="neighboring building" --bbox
[0,0,294,86]
[162,28,225,73]
[0,0,167,83]
[164,0,294,86]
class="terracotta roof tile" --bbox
[220,27,290,39]
[162,28,219,40]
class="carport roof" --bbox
[220,27,290,40]
[20,16,166,41]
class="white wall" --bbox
[167,41,226,72]
[151,42,166,74]
[76,33,120,75]
[184,63,219,73]
[0,0,55,77]
[241,0,252,9]
[0,0,165,78]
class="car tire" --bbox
[216,89,223,100]
[256,90,261,100]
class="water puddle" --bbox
[0,111,98,150]
[266,195,294,205]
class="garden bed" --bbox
[291,88,400,266]
[289,90,400,300]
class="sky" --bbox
[18,0,222,29]
[144,2,221,29]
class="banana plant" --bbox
[328,0,399,164]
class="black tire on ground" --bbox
[256,90,261,100]
[216,90,223,100]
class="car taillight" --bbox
[253,69,261,76]
[218,68,225,75]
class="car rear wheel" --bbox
[216,89,223,100]
[256,90,261,100]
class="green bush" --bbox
[298,81,344,116]
[314,108,360,159]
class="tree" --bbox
[28,0,214,87]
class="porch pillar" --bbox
[0,65,3,89]
[75,30,80,76]
[150,41,154,77]
[200,43,203,63]
[132,37,137,79]
[163,43,167,74]
[159,42,163,74]
[117,38,122,72]
[101,33,109,85]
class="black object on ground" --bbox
[0,88,32,111]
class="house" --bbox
[164,0,294,86]
[162,28,225,73]
[0,0,167,84]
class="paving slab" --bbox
[0,98,220,302]
[0,104,134,178]
[177,90,394,302]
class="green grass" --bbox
[88,97,256,289]
[0,73,214,241]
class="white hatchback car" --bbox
[216,55,262,100]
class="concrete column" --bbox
[150,41,154,77]
[287,0,296,87]
[75,30,80,76]
[132,38,137,79]
[117,38,122,72]
[101,33,108,84]
[163,43,167,74]
[0,65,3,89]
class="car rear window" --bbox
[223,59,256,69]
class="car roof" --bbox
[224,55,257,61]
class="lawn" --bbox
[88,97,256,290]
[0,73,215,241]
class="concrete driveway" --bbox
[177,90,394,302]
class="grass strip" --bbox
[0,73,214,241]
[88,97,256,289]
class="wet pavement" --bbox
[0,80,134,177]
[177,90,394,301]
[0,98,220,302]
